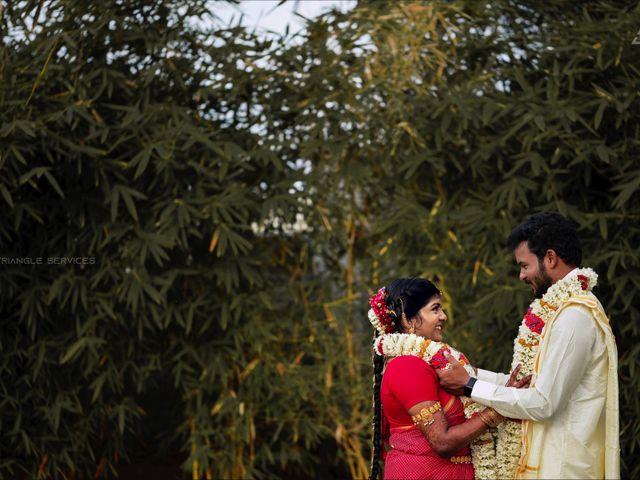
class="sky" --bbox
[215,0,357,36]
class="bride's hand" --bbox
[505,363,532,388]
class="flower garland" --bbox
[494,267,598,478]
[373,333,498,479]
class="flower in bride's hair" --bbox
[368,287,395,334]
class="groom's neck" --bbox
[551,263,577,284]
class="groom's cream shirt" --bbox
[471,276,619,479]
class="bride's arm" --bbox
[408,400,501,457]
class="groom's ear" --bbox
[544,249,559,269]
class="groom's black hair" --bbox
[507,212,582,267]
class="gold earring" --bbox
[400,298,408,324]
[409,325,415,334]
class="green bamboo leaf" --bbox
[514,69,532,93]
[15,120,37,137]
[0,183,14,207]
[132,147,152,179]
[120,188,139,222]
[91,374,107,403]
[595,144,610,163]
[60,337,88,364]
[118,405,125,434]
[140,281,162,304]
[612,172,640,209]
[10,146,27,165]
[598,216,608,240]
[110,187,120,222]
[43,170,65,198]
[186,302,196,334]
[18,166,49,186]
[594,102,606,129]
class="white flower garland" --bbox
[374,334,498,479]
[494,267,598,478]
[368,308,385,335]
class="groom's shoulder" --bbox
[557,302,595,322]
[552,301,603,344]
[563,291,607,317]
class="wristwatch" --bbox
[463,377,477,397]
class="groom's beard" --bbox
[530,263,554,299]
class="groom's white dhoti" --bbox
[471,296,620,479]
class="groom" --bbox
[438,212,620,479]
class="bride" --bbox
[368,277,529,480]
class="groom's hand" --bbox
[505,364,532,389]
[436,353,470,396]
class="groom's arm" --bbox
[476,369,511,386]
[470,306,598,421]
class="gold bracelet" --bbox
[411,402,442,427]
[477,408,503,428]
[476,409,491,427]
[487,408,505,426]
[478,408,500,428]
[450,455,473,464]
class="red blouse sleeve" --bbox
[387,355,439,411]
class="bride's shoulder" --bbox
[386,355,435,374]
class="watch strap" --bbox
[463,377,477,397]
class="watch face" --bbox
[464,377,477,396]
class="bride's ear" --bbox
[400,314,412,332]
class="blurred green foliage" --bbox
[1,0,639,478]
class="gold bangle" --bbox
[411,402,442,427]
[487,407,505,425]
[476,409,490,426]
[477,408,503,428]
[450,455,473,464]
[487,409,502,427]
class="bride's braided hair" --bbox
[370,344,384,480]
[369,277,440,480]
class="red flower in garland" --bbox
[524,308,545,334]
[577,274,589,291]
[458,353,470,366]
[429,346,452,369]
